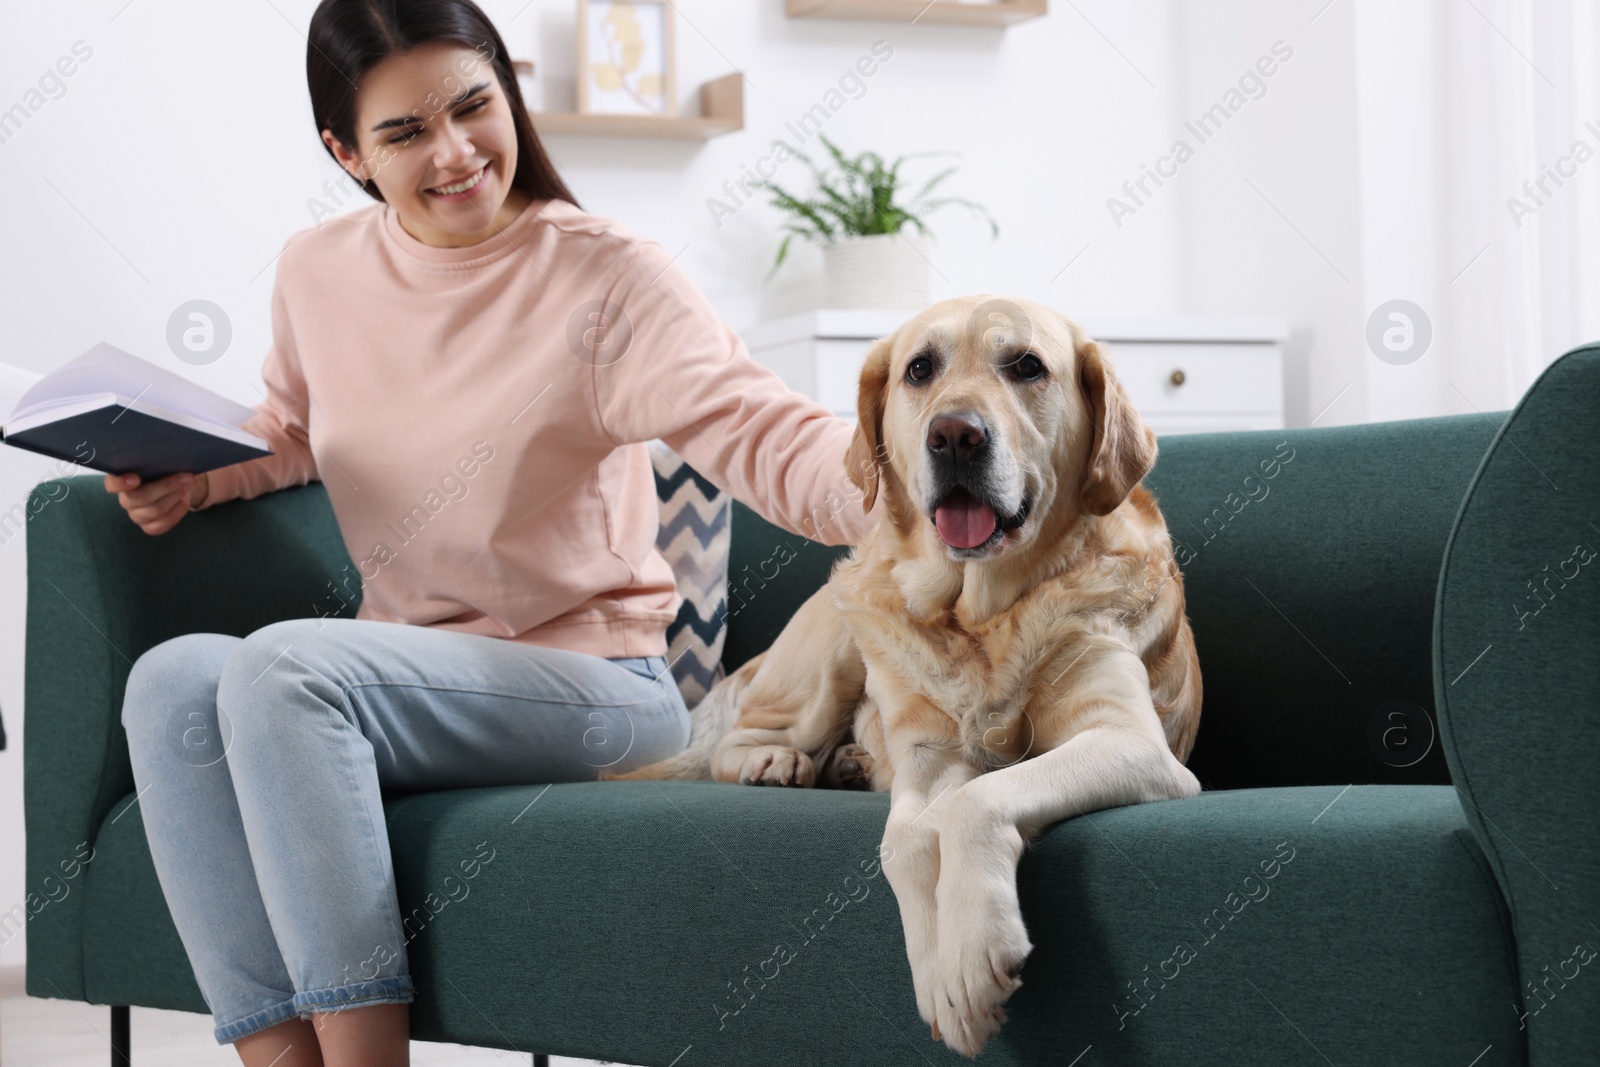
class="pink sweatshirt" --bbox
[196,196,882,658]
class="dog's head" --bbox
[845,296,1157,560]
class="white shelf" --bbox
[532,73,742,141]
[785,0,1048,25]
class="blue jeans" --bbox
[119,616,691,1045]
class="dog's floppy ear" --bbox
[845,336,893,514]
[1077,338,1157,516]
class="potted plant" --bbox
[760,133,998,310]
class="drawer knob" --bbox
[1169,368,1187,387]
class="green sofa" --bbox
[24,343,1600,1066]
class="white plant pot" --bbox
[822,232,930,310]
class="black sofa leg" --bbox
[110,1004,130,1067]
[103,1002,537,1067]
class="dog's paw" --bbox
[897,906,942,1028]
[820,742,876,790]
[737,746,816,787]
[924,878,1032,1058]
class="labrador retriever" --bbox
[611,295,1202,1057]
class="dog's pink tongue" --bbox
[935,491,997,549]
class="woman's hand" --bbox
[103,470,208,536]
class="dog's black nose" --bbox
[927,412,987,462]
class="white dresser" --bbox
[740,309,1288,436]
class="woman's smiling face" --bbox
[323,41,532,248]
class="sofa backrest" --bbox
[721,411,1507,793]
[721,499,850,676]
[1145,413,1501,790]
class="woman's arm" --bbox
[589,239,883,547]
[192,250,320,510]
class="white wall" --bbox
[1166,0,1368,427]
[2,0,1595,970]
[1172,0,1600,429]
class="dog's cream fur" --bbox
[611,296,1202,1057]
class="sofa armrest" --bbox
[1434,342,1600,1060]
[23,476,355,1000]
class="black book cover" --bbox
[3,404,273,482]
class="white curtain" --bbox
[1353,0,1600,421]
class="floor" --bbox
[0,967,626,1066]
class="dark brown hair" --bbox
[306,0,579,209]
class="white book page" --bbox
[10,342,260,428]
[0,362,44,427]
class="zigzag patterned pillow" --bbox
[649,439,731,710]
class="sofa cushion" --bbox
[82,782,1521,1065]
[650,440,731,710]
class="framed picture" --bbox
[576,0,676,117]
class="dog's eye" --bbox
[1011,353,1046,380]
[906,355,934,384]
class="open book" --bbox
[0,343,273,482]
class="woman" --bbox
[107,1,880,1063]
